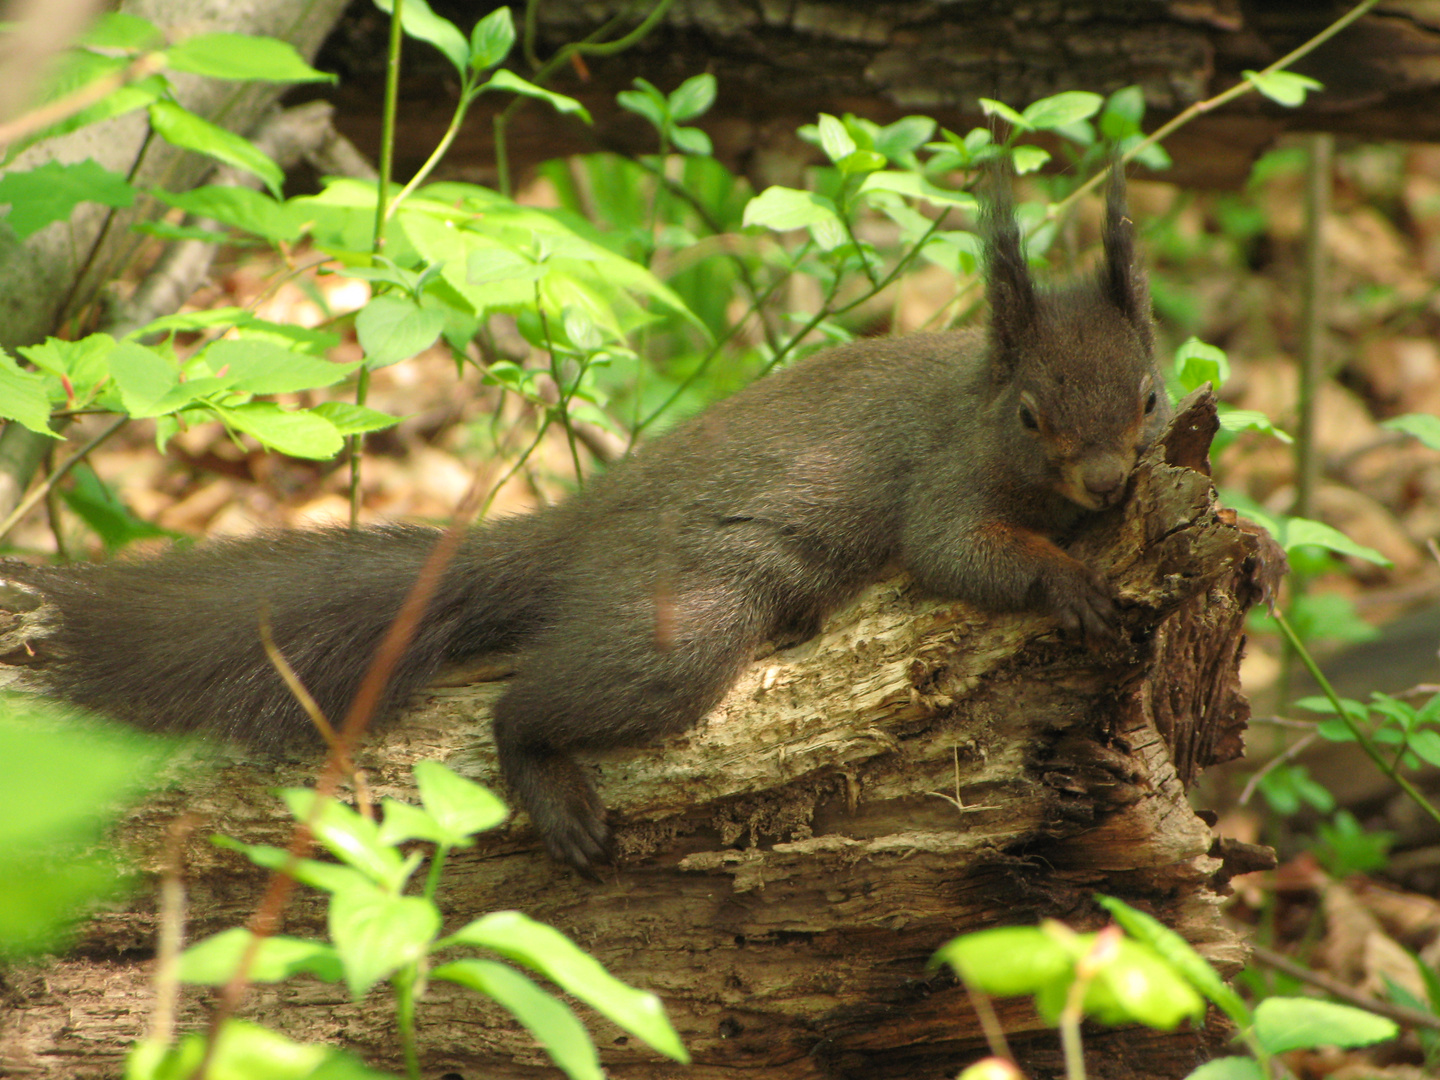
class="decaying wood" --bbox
[0,389,1279,1080]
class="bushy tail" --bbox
[0,516,554,747]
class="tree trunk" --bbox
[0,389,1281,1080]
[317,0,1440,193]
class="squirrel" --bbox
[0,165,1170,875]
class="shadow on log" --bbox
[0,389,1281,1080]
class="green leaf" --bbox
[0,350,57,436]
[1095,895,1250,1027]
[1101,85,1147,140]
[1012,146,1051,174]
[932,927,1071,996]
[469,6,516,71]
[479,69,592,123]
[214,403,344,459]
[670,126,712,157]
[816,113,857,164]
[210,837,372,896]
[1122,133,1172,172]
[466,246,547,286]
[179,928,343,985]
[616,83,667,129]
[413,760,509,839]
[129,1018,398,1080]
[164,34,332,83]
[1022,91,1104,130]
[1383,412,1440,451]
[742,186,841,232]
[355,294,446,369]
[148,101,284,197]
[0,160,135,238]
[837,148,886,175]
[444,911,689,1062]
[1174,336,1230,392]
[18,334,114,405]
[78,12,164,50]
[310,401,400,436]
[1407,728,1440,767]
[60,466,171,553]
[1081,939,1205,1029]
[1286,592,1377,647]
[0,708,173,958]
[1244,69,1324,108]
[1281,517,1392,567]
[108,339,181,418]
[433,959,603,1080]
[874,116,936,162]
[1183,1058,1266,1080]
[199,339,357,394]
[1219,408,1292,443]
[152,185,304,242]
[668,73,716,122]
[280,789,409,889]
[1253,997,1397,1053]
[372,0,469,75]
[978,98,1033,131]
[330,887,441,998]
[374,800,453,847]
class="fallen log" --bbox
[0,388,1280,1079]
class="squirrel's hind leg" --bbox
[491,582,767,875]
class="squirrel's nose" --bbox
[1084,464,1127,503]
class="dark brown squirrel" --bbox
[0,166,1170,875]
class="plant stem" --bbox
[1059,978,1088,1080]
[493,0,680,195]
[394,965,422,1080]
[1295,133,1332,520]
[386,94,472,222]
[423,845,449,901]
[350,0,407,529]
[1272,611,1440,829]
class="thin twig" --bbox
[149,813,200,1048]
[259,614,373,820]
[1272,612,1440,829]
[1249,942,1440,1033]
[1238,731,1318,806]
[0,415,127,543]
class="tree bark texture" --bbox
[318,0,1440,192]
[0,390,1282,1080]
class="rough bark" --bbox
[315,0,1440,192]
[0,389,1281,1080]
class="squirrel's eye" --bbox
[1019,405,1039,431]
[1144,390,1158,414]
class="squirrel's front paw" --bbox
[1038,559,1119,644]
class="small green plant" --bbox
[0,696,178,959]
[933,895,1398,1080]
[129,760,687,1080]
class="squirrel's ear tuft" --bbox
[982,158,1036,360]
[1100,164,1154,350]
